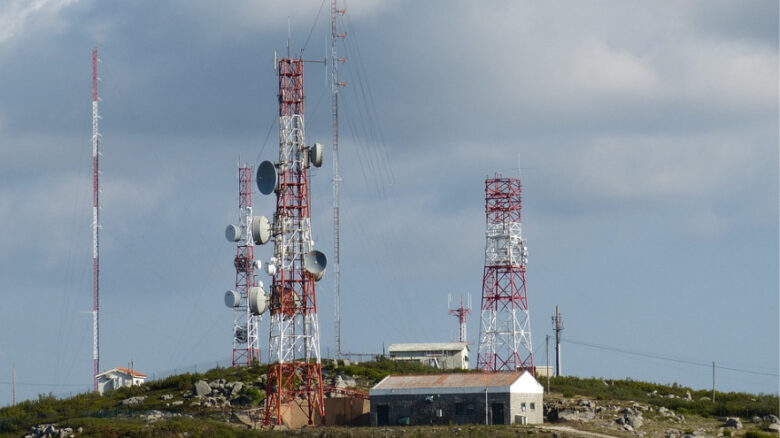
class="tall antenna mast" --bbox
[331,0,346,357]
[224,164,262,366]
[91,47,101,392]
[476,174,535,373]
[262,57,327,426]
[448,294,472,344]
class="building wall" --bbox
[371,392,518,426]
[509,392,543,424]
[324,397,370,426]
[389,348,468,370]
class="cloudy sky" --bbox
[0,0,777,405]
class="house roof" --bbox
[388,342,469,353]
[370,371,543,396]
[96,366,147,379]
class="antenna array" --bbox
[476,175,535,373]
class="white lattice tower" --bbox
[476,175,534,373]
[231,165,261,366]
[264,58,325,426]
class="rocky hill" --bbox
[0,360,777,438]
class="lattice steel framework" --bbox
[264,58,325,426]
[476,175,534,373]
[448,295,471,344]
[91,47,101,393]
[232,165,261,367]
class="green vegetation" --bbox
[548,375,778,418]
[323,357,472,384]
[0,360,776,437]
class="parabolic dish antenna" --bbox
[224,290,240,308]
[256,160,278,195]
[303,250,327,281]
[248,286,269,315]
[309,143,324,168]
[225,224,242,242]
[251,216,271,245]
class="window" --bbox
[530,402,536,411]
[521,402,526,412]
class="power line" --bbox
[563,337,779,378]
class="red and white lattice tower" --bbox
[91,47,101,392]
[264,58,326,426]
[476,174,534,373]
[230,165,261,366]
[448,294,472,344]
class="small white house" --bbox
[387,343,469,370]
[96,367,147,395]
[370,371,544,426]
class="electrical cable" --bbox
[563,337,779,377]
[300,0,327,56]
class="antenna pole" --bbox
[91,47,100,393]
[12,364,15,406]
[331,0,346,358]
[553,305,563,376]
[448,294,472,343]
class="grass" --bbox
[0,360,776,437]
[547,375,778,418]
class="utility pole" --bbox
[484,388,489,425]
[552,305,563,376]
[12,364,15,407]
[712,361,715,402]
[545,335,550,393]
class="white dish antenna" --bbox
[309,143,324,168]
[249,285,269,315]
[251,215,272,245]
[225,224,242,242]
[224,290,240,308]
[303,250,327,281]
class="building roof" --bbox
[96,366,147,379]
[370,371,542,396]
[388,342,469,353]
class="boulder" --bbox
[194,380,211,397]
[626,414,644,428]
[121,396,147,406]
[766,415,780,425]
[684,391,692,401]
[554,408,595,422]
[767,423,780,434]
[160,394,174,401]
[229,381,244,398]
[724,417,742,429]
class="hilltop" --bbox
[0,359,777,438]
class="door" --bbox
[377,405,389,426]
[491,403,504,425]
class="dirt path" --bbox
[534,424,623,438]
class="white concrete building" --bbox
[370,371,544,425]
[387,343,469,370]
[96,367,147,395]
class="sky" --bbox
[0,0,777,406]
